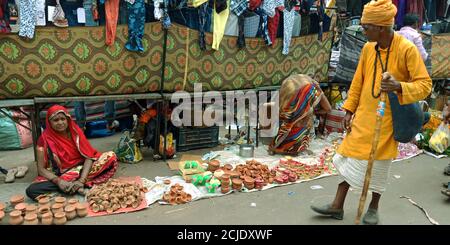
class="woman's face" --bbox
[50,112,69,133]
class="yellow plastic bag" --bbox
[429,122,450,153]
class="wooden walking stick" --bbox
[355,91,387,224]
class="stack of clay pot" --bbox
[220,174,231,194]
[162,183,192,205]
[207,160,220,172]
[243,176,255,190]
[231,178,243,191]
[234,160,276,189]
[86,179,144,213]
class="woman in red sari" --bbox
[26,105,118,200]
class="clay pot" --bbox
[41,212,53,225]
[207,160,220,172]
[38,205,51,219]
[54,196,66,207]
[51,203,64,214]
[76,203,87,218]
[231,178,243,190]
[65,205,77,220]
[24,213,39,225]
[163,179,171,185]
[10,195,25,207]
[244,176,254,185]
[38,197,50,207]
[15,203,27,216]
[221,186,230,194]
[0,202,5,212]
[68,198,79,206]
[53,212,67,225]
[9,210,23,225]
[213,169,225,179]
[223,164,233,171]
[25,204,38,216]
[0,211,4,221]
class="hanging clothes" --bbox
[212,0,229,50]
[18,0,36,39]
[215,0,228,13]
[407,0,424,27]
[282,9,295,55]
[84,0,99,26]
[0,0,11,33]
[125,0,146,52]
[161,0,171,29]
[248,0,261,10]
[198,2,209,50]
[424,0,437,22]
[394,0,406,28]
[230,0,248,48]
[237,13,245,48]
[261,0,284,17]
[105,0,119,46]
[256,7,271,45]
[267,8,280,46]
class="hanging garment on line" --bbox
[105,0,119,46]
[126,0,146,52]
[212,0,230,50]
[18,0,36,38]
[282,9,295,55]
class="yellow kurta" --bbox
[338,33,432,160]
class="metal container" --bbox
[239,144,254,158]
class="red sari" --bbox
[35,105,118,187]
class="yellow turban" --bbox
[361,0,397,26]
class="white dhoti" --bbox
[332,153,392,193]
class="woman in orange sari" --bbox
[26,105,118,200]
[269,74,331,155]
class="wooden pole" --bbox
[355,92,386,224]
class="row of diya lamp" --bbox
[274,146,337,183]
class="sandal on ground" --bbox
[310,204,344,220]
[362,208,379,225]
[441,188,450,197]
[15,166,28,178]
[5,168,18,183]
[444,182,449,188]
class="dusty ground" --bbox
[0,132,449,225]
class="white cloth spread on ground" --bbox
[332,153,392,193]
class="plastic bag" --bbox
[429,122,450,153]
[114,131,143,163]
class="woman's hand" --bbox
[71,180,85,193]
[57,179,74,193]
[343,111,353,133]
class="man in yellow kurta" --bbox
[311,0,432,224]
